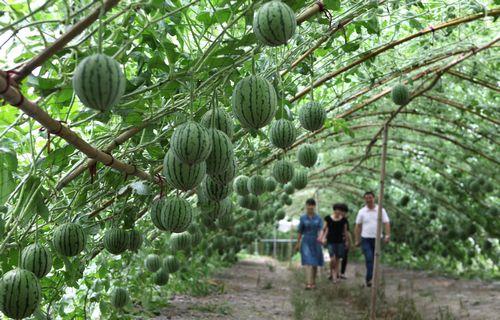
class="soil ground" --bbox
[154,256,500,320]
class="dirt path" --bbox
[154,256,499,320]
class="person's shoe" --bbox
[328,275,333,281]
[340,274,347,280]
[366,281,372,287]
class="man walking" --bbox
[354,191,391,287]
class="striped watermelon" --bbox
[265,177,277,192]
[199,197,234,221]
[190,228,203,247]
[201,108,234,138]
[247,175,266,196]
[232,75,277,130]
[110,287,129,309]
[170,121,212,165]
[269,119,297,149]
[281,194,293,206]
[163,149,206,191]
[103,228,129,255]
[292,169,308,190]
[72,54,126,112]
[144,254,161,272]
[234,175,250,196]
[238,194,260,211]
[153,268,170,286]
[253,1,297,47]
[163,255,180,273]
[298,102,326,132]
[150,196,192,233]
[0,268,41,319]
[297,144,318,168]
[276,209,286,220]
[206,129,234,175]
[272,159,295,184]
[127,229,143,252]
[391,83,410,105]
[211,157,237,185]
[200,176,232,201]
[284,182,295,194]
[53,223,86,257]
[218,212,234,229]
[170,232,192,252]
[20,243,52,279]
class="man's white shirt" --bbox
[355,205,390,238]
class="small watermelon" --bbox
[110,287,129,309]
[0,268,41,319]
[272,159,295,184]
[281,194,293,206]
[200,108,234,138]
[163,149,206,191]
[284,182,295,194]
[150,196,192,233]
[269,119,297,149]
[145,254,161,272]
[232,75,277,130]
[200,176,232,201]
[393,171,403,179]
[247,175,266,196]
[253,1,297,47]
[234,175,250,196]
[238,194,260,211]
[20,243,52,278]
[205,129,234,175]
[211,157,237,185]
[128,229,143,252]
[72,54,126,112]
[218,212,234,230]
[170,232,192,252]
[292,169,308,190]
[298,101,326,132]
[265,177,277,192]
[154,268,170,286]
[201,198,234,220]
[297,144,318,168]
[103,228,129,255]
[53,223,86,257]
[391,83,410,105]
[170,121,212,165]
[163,255,180,273]
[276,209,286,220]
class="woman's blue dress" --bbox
[298,213,324,267]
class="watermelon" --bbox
[218,212,234,229]
[265,177,277,192]
[153,268,170,286]
[163,255,180,273]
[232,75,277,130]
[110,287,129,309]
[284,182,295,194]
[238,194,260,211]
[190,228,203,247]
[0,268,41,319]
[53,223,86,257]
[269,119,297,149]
[170,232,192,252]
[234,175,250,196]
[206,129,234,175]
[201,108,234,138]
[399,195,410,207]
[247,175,266,196]
[211,157,237,185]
[200,176,232,201]
[72,54,126,112]
[272,159,294,184]
[292,169,308,190]
[170,121,212,165]
[281,194,293,206]
[297,144,318,168]
[391,83,410,105]
[103,228,129,254]
[128,229,143,252]
[20,243,52,279]
[145,254,161,272]
[298,101,326,132]
[150,196,192,233]
[393,170,403,179]
[253,1,297,47]
[276,209,286,220]
[163,149,206,191]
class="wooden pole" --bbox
[369,124,389,320]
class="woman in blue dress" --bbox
[294,198,324,289]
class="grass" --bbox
[189,302,233,315]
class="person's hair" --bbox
[363,191,375,197]
[332,203,348,212]
[305,198,316,206]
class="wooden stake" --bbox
[369,124,389,320]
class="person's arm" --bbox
[343,224,350,247]
[383,222,391,243]
[355,224,362,246]
[295,233,302,251]
[320,225,329,244]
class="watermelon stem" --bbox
[97,0,105,54]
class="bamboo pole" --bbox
[446,69,500,92]
[0,71,154,181]
[296,1,324,25]
[369,124,389,320]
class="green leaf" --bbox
[342,41,360,53]
[0,148,17,206]
[324,0,341,11]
